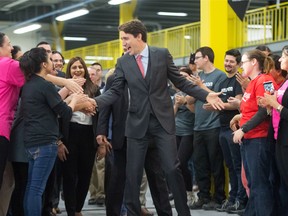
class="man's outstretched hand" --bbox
[206,92,224,110]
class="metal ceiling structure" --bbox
[0,0,270,50]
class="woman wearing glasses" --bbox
[231,49,276,216]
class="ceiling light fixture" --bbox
[157,12,188,17]
[56,9,89,21]
[63,37,87,41]
[3,0,29,9]
[13,24,42,34]
[108,0,131,5]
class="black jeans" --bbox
[176,135,194,191]
[193,128,225,202]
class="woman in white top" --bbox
[61,56,100,216]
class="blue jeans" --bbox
[241,137,274,216]
[24,143,57,216]
[219,127,247,204]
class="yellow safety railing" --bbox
[243,1,288,47]
[63,22,200,69]
[63,2,287,70]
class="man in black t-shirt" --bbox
[216,49,247,214]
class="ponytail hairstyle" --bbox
[245,49,274,74]
[66,56,98,98]
[19,47,48,81]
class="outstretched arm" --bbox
[45,74,84,93]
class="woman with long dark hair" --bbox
[61,57,100,216]
[20,48,85,216]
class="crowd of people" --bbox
[0,19,288,216]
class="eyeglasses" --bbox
[241,60,250,64]
[195,56,203,60]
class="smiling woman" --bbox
[61,56,101,216]
[19,47,85,216]
[232,49,276,216]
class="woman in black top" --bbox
[20,48,85,216]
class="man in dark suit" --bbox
[94,19,223,216]
[97,72,172,216]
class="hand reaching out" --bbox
[72,76,86,87]
[64,79,84,94]
[81,99,97,116]
[206,92,225,110]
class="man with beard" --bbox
[216,49,247,214]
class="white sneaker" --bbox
[187,191,197,206]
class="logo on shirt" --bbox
[242,92,251,102]
[221,86,234,93]
[204,82,213,87]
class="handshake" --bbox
[66,93,97,116]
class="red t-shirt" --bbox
[240,74,277,139]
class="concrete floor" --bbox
[58,192,232,216]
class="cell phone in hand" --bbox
[263,81,275,95]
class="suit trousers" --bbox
[144,142,172,216]
[125,114,190,216]
[105,146,127,216]
[105,140,172,216]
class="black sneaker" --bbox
[202,200,221,211]
[189,198,209,210]
[226,201,245,214]
[216,199,234,212]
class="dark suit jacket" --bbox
[96,73,128,150]
[95,46,208,139]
